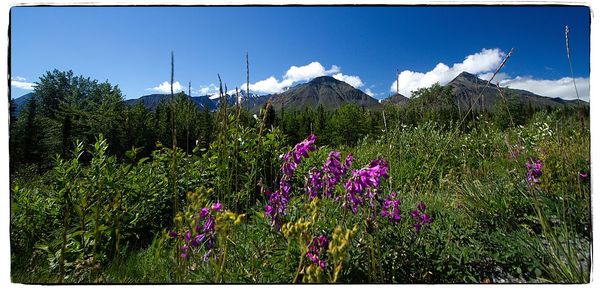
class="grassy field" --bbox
[10,108,590,283]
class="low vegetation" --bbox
[10,69,590,283]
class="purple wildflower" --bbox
[199,207,210,219]
[343,158,389,214]
[265,134,318,228]
[411,201,432,233]
[265,190,288,230]
[204,216,215,233]
[305,167,323,200]
[321,151,345,198]
[526,158,542,185]
[342,153,353,175]
[180,244,189,258]
[306,235,329,269]
[212,201,222,212]
[293,133,317,163]
[579,171,589,182]
[381,192,402,223]
[169,201,223,259]
[281,152,297,177]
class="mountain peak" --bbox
[381,93,409,105]
[308,75,340,85]
[269,75,380,111]
[453,71,480,82]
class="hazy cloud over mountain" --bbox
[242,61,365,94]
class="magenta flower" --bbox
[190,237,199,247]
[526,158,542,185]
[343,158,389,214]
[381,192,402,223]
[579,171,589,182]
[204,216,215,233]
[169,200,223,259]
[212,201,222,212]
[199,207,210,219]
[293,133,317,163]
[305,167,323,200]
[321,151,347,198]
[411,201,432,233]
[265,134,318,229]
[265,189,288,230]
[306,235,329,269]
[180,244,189,258]
[342,153,353,175]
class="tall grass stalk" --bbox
[424,48,514,183]
[565,26,580,102]
[526,188,589,283]
[170,51,179,217]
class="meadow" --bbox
[10,91,591,283]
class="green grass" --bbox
[10,111,590,283]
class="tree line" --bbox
[10,69,567,175]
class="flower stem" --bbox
[292,253,305,283]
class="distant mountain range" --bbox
[11,72,586,116]
[445,71,585,110]
[124,93,217,111]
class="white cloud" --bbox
[243,61,364,95]
[332,73,364,88]
[390,48,505,97]
[500,76,589,101]
[477,72,510,83]
[246,76,289,95]
[209,88,239,100]
[11,76,36,90]
[195,84,219,96]
[147,81,184,93]
[12,80,36,90]
[284,62,340,83]
[389,48,589,101]
[364,88,375,97]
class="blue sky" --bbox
[10,6,591,100]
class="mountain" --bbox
[381,93,409,105]
[125,93,217,111]
[446,71,584,110]
[268,76,381,111]
[213,90,272,111]
[11,93,36,115]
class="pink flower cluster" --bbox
[526,158,542,185]
[410,201,432,233]
[304,151,353,201]
[305,168,323,200]
[306,235,329,269]
[344,159,389,214]
[170,202,222,260]
[381,192,402,223]
[265,134,317,229]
